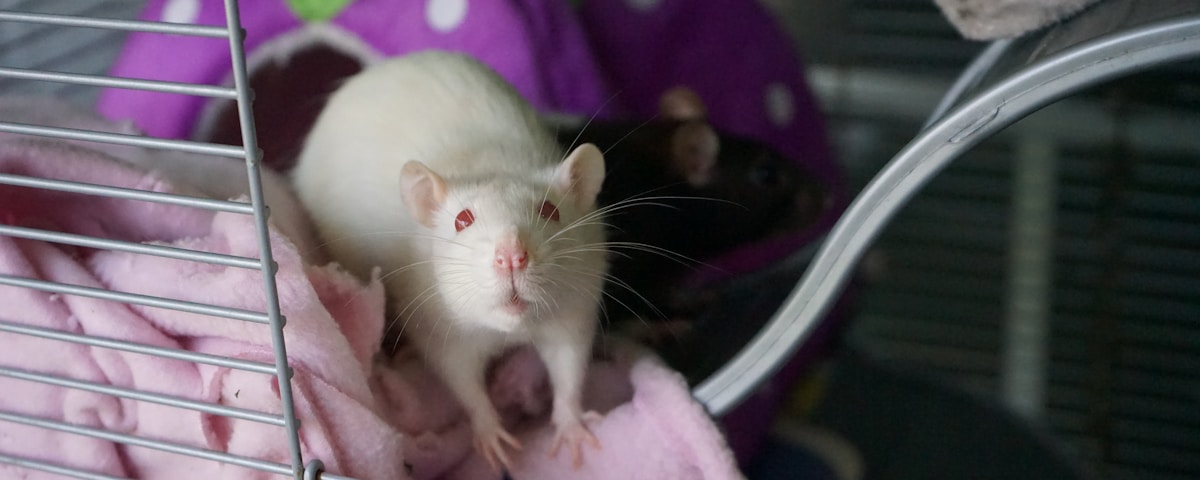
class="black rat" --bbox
[552,88,829,332]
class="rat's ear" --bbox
[659,86,707,121]
[554,143,606,209]
[400,160,447,228]
[671,122,719,187]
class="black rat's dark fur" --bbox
[205,44,363,172]
[554,118,828,330]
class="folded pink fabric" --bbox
[0,103,742,479]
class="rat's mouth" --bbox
[500,292,528,316]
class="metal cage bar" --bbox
[0,172,255,213]
[0,10,227,37]
[693,9,1200,414]
[0,274,272,323]
[0,121,246,157]
[217,0,307,474]
[0,366,286,426]
[0,224,262,269]
[0,320,277,374]
[0,66,236,98]
[0,411,298,476]
[0,1,317,478]
[0,452,125,480]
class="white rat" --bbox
[290,50,609,471]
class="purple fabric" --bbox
[97,0,611,140]
[97,0,300,139]
[578,0,847,283]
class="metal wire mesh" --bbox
[0,1,331,478]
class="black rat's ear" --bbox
[671,121,719,187]
[400,160,448,228]
[659,86,707,121]
[553,143,606,209]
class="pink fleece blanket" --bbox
[0,108,743,479]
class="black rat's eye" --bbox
[538,201,560,222]
[749,162,780,186]
[455,209,475,232]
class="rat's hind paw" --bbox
[474,426,523,473]
[549,410,604,469]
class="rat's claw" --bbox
[475,427,523,473]
[549,411,604,469]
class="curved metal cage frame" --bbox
[696,0,1200,415]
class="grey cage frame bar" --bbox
[0,1,340,479]
[694,1,1200,415]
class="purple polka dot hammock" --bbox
[96,0,848,463]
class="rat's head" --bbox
[603,87,829,258]
[665,86,827,238]
[399,144,609,332]
[678,125,828,248]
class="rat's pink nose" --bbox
[495,242,528,272]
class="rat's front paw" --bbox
[474,424,523,473]
[549,410,603,469]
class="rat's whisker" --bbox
[603,241,719,271]
[558,90,623,160]
[597,114,659,157]
[378,260,440,283]
[597,281,667,326]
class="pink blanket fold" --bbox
[0,104,742,479]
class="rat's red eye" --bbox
[538,201,560,222]
[454,209,475,232]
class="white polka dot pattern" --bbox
[764,82,795,127]
[162,0,201,24]
[426,0,469,33]
[626,0,663,12]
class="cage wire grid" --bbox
[0,1,338,478]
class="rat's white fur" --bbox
[291,50,609,470]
